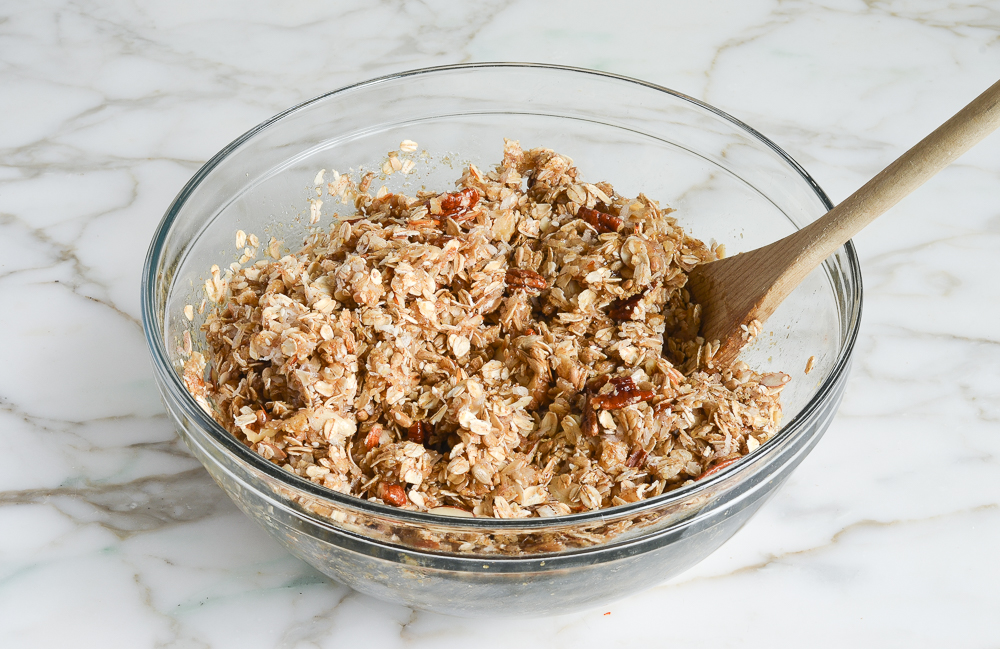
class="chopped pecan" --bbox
[378,481,408,507]
[591,376,656,410]
[580,375,608,437]
[505,268,548,292]
[625,448,647,468]
[696,456,741,481]
[407,420,433,445]
[443,187,479,214]
[428,187,480,221]
[608,288,647,321]
[577,205,622,234]
[587,374,610,393]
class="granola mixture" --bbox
[183,139,789,519]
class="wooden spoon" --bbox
[688,78,1000,367]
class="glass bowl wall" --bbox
[142,64,860,617]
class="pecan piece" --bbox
[577,205,622,234]
[587,374,610,393]
[608,288,647,321]
[379,481,408,507]
[407,421,433,445]
[428,187,480,220]
[625,448,647,468]
[696,456,741,481]
[505,268,548,292]
[591,376,656,410]
[580,375,610,437]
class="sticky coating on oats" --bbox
[183,139,789,518]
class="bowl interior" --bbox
[150,64,858,524]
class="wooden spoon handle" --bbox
[692,78,1000,367]
[782,77,1000,276]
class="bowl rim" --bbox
[141,61,862,534]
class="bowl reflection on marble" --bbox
[141,63,861,617]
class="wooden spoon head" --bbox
[687,246,788,367]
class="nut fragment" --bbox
[577,205,622,234]
[696,457,740,481]
[407,421,433,445]
[505,268,547,292]
[625,448,647,468]
[591,376,656,410]
[608,288,647,321]
[428,187,480,221]
[379,482,408,507]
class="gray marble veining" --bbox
[2,1,999,646]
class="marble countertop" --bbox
[3,1,999,646]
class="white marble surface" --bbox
[2,1,999,646]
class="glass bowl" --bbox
[141,63,861,617]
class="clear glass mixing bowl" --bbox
[142,63,861,617]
